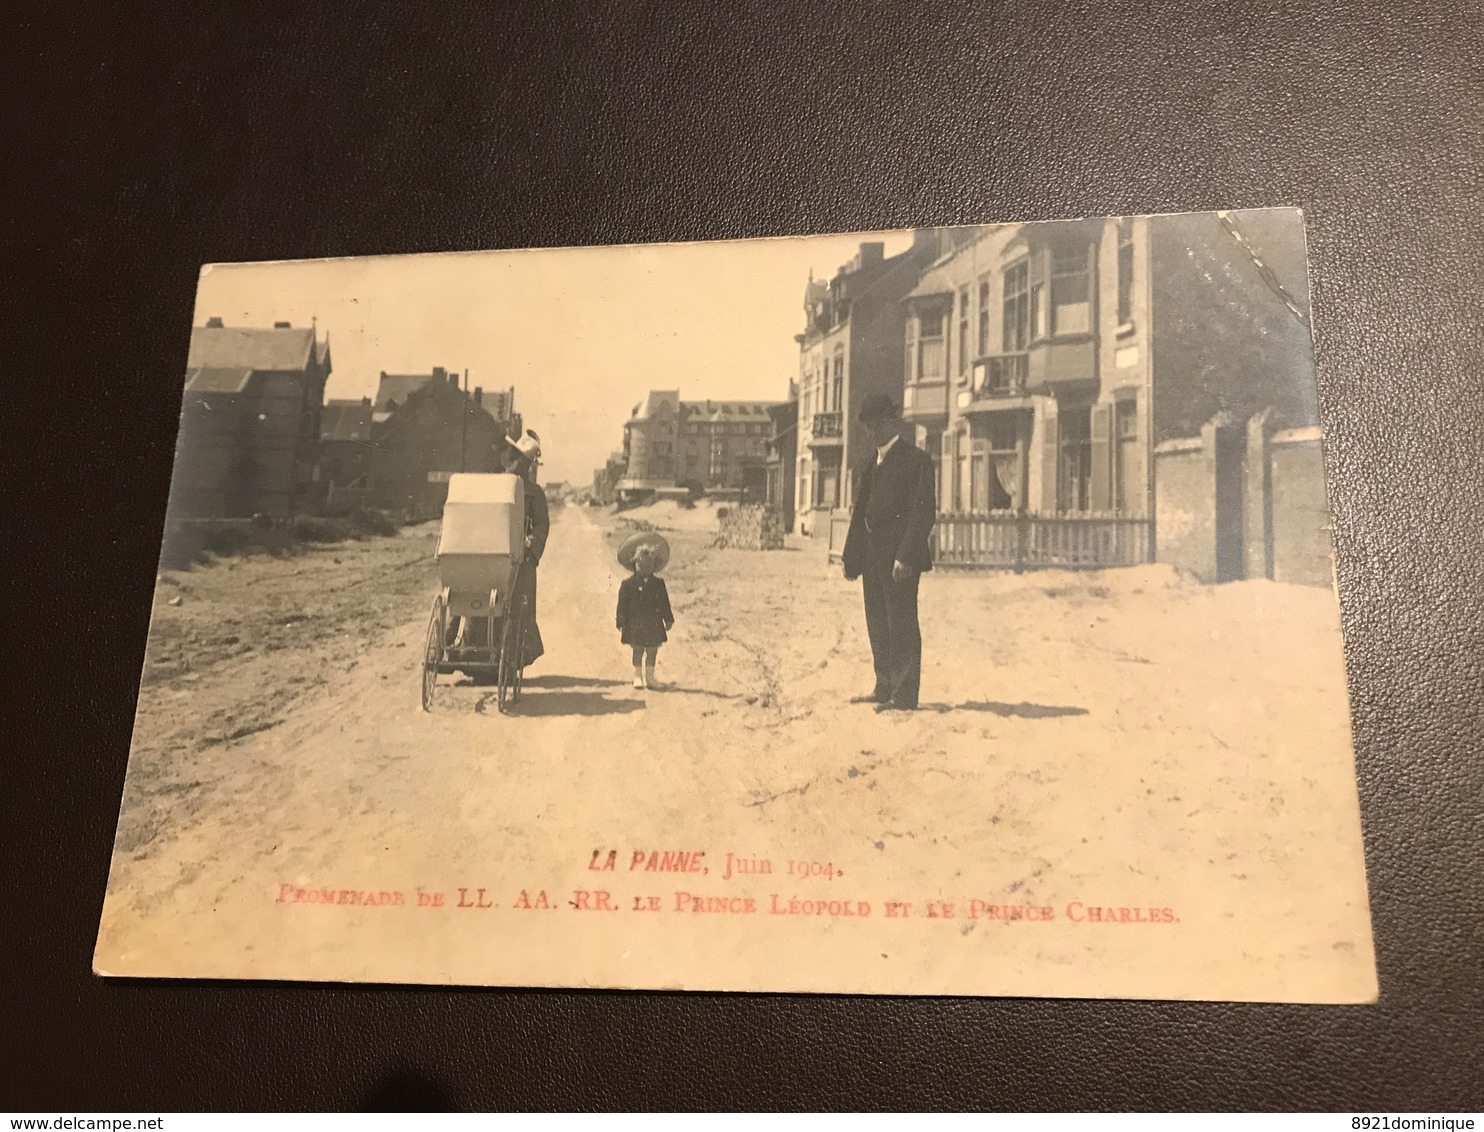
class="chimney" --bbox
[205,316,224,328]
[433,366,446,382]
[911,229,941,256]
[474,387,483,405]
[858,241,884,267]
[361,396,371,407]
[273,320,292,328]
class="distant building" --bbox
[319,397,373,513]
[792,232,964,537]
[368,368,519,519]
[764,384,798,532]
[619,391,780,500]
[592,451,627,505]
[174,318,331,517]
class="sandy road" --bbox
[97,502,1376,1000]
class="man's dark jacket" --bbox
[841,438,937,578]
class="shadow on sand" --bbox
[648,685,742,701]
[521,674,630,690]
[476,689,645,717]
[952,700,1089,719]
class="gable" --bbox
[187,326,317,372]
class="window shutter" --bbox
[1090,403,1114,512]
[1040,413,1059,514]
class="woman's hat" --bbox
[618,530,670,572]
[514,429,541,462]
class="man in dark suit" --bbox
[841,394,937,712]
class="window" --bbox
[977,275,990,356]
[904,316,918,383]
[1057,407,1093,513]
[984,415,1019,511]
[1117,221,1134,326]
[957,286,970,378]
[1051,245,1091,335]
[918,308,946,382]
[831,347,844,411]
[1003,260,1029,352]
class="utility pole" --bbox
[460,368,469,473]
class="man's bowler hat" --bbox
[857,393,901,424]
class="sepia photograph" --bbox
[94,211,1376,1001]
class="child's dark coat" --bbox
[616,572,674,647]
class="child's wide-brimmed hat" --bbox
[618,530,670,573]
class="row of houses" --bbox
[174,319,522,522]
[611,391,783,502]
[769,213,1330,585]
[590,450,628,504]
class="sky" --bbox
[194,229,916,486]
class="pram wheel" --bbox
[496,586,528,713]
[421,594,446,712]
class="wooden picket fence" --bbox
[935,512,1152,570]
[829,510,1152,571]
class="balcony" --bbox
[903,382,947,421]
[809,411,843,445]
[972,353,1029,398]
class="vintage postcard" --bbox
[95,211,1377,1002]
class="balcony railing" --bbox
[972,353,1029,398]
[811,411,843,439]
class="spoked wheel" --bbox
[421,594,446,712]
[510,593,528,705]
[496,591,527,714]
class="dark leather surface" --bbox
[4,0,1482,1111]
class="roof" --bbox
[629,390,681,421]
[904,263,958,300]
[187,325,320,372]
[374,373,437,414]
[681,400,780,422]
[321,400,372,442]
[184,366,254,394]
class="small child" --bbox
[616,543,674,689]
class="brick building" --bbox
[174,319,331,517]
[792,231,969,537]
[619,390,780,500]
[319,398,373,513]
[886,210,1324,582]
[367,368,520,519]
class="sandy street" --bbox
[96,500,1376,1001]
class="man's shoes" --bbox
[874,702,916,713]
[850,690,891,705]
